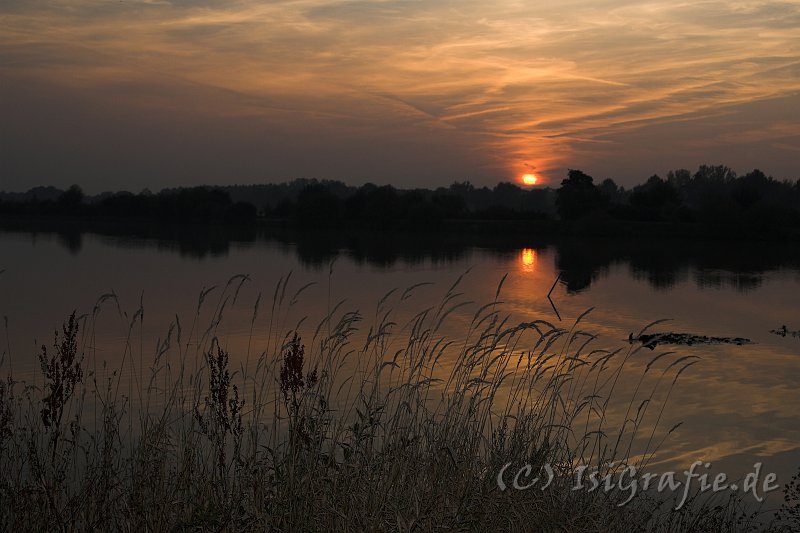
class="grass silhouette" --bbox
[0,272,794,531]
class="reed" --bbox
[0,272,792,531]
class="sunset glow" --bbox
[1,1,799,191]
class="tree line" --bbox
[557,165,800,230]
[1,165,799,232]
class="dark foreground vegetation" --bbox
[2,164,799,238]
[0,276,799,531]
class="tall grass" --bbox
[0,272,793,531]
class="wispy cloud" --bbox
[1,0,798,189]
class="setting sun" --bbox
[522,174,538,185]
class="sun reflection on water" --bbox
[520,248,536,273]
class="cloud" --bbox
[1,0,799,189]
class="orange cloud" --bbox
[1,0,799,189]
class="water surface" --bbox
[1,223,798,509]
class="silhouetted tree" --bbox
[432,190,466,218]
[57,185,84,213]
[99,191,148,217]
[225,201,258,225]
[598,178,624,204]
[345,184,401,227]
[556,169,604,220]
[294,184,344,227]
[694,164,737,184]
[667,169,691,190]
[493,182,525,211]
[630,175,678,209]
[731,169,767,209]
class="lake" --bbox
[1,221,799,510]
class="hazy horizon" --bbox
[0,163,796,197]
[1,0,799,193]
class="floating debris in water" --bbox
[770,325,800,339]
[628,332,753,350]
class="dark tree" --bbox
[556,169,604,220]
[225,201,258,225]
[630,175,678,209]
[345,184,401,227]
[57,184,84,212]
[294,184,344,227]
[598,178,624,204]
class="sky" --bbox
[1,0,799,192]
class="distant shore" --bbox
[2,212,799,243]
[4,165,800,241]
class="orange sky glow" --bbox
[1,1,799,191]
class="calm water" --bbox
[1,223,799,508]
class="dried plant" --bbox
[279,333,317,416]
[775,466,800,531]
[38,311,83,461]
[195,343,244,480]
[0,378,13,446]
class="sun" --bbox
[522,173,538,185]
